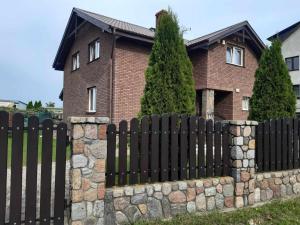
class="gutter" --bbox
[109,28,116,122]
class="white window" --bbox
[72,52,80,71]
[88,87,97,112]
[226,46,243,66]
[89,40,100,62]
[242,97,250,111]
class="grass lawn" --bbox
[134,197,300,225]
[6,131,71,167]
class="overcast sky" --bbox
[0,0,299,107]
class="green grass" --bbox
[6,131,71,167]
[134,197,300,225]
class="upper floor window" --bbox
[286,56,299,71]
[72,52,80,71]
[88,87,97,112]
[293,85,300,99]
[242,96,250,111]
[89,39,100,62]
[226,46,243,66]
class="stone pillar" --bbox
[201,89,214,120]
[228,120,257,208]
[69,117,109,225]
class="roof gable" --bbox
[268,21,300,42]
[53,8,265,71]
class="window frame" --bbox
[285,56,299,71]
[242,96,250,111]
[226,45,244,67]
[293,85,300,99]
[88,39,101,63]
[72,52,80,71]
[88,87,97,113]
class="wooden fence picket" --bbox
[118,120,128,186]
[198,118,206,177]
[9,113,24,224]
[106,124,116,187]
[188,116,197,179]
[179,115,188,180]
[150,115,160,182]
[140,117,149,183]
[0,111,8,224]
[160,115,169,182]
[170,114,179,181]
[129,118,139,185]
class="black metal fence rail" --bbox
[256,118,300,172]
[0,111,68,225]
[106,114,230,187]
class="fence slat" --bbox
[40,119,53,225]
[295,119,300,169]
[106,124,116,187]
[288,119,293,169]
[9,113,24,224]
[263,121,270,172]
[170,114,179,181]
[222,123,230,176]
[118,120,128,186]
[129,118,139,185]
[256,123,263,172]
[206,120,214,177]
[276,120,282,170]
[214,122,222,176]
[0,111,8,224]
[188,116,197,179]
[140,117,149,183]
[53,122,67,225]
[270,120,276,171]
[161,115,169,182]
[25,116,39,225]
[198,118,206,177]
[150,115,160,182]
[179,115,188,180]
[282,119,288,170]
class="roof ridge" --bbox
[187,20,248,45]
[74,8,154,32]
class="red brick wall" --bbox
[189,49,208,89]
[113,39,151,124]
[207,38,258,120]
[63,23,113,122]
[191,36,259,120]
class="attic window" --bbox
[89,39,100,62]
[226,46,243,66]
[72,52,80,71]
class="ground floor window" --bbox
[88,87,97,112]
[242,96,250,111]
[293,85,300,99]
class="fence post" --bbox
[69,116,109,225]
[228,120,258,208]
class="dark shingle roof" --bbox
[74,8,155,38]
[187,20,265,49]
[268,21,300,42]
[53,8,265,70]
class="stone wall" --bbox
[228,120,257,208]
[68,118,300,225]
[70,117,109,225]
[254,169,300,203]
[104,177,234,224]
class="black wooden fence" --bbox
[256,118,300,172]
[0,111,68,225]
[106,114,230,187]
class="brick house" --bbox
[53,8,265,124]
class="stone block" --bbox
[224,196,234,208]
[187,201,196,213]
[235,196,244,208]
[72,169,82,190]
[248,140,255,149]
[162,183,172,195]
[231,146,243,160]
[186,188,196,201]
[207,196,216,211]
[73,154,88,168]
[168,191,186,203]
[223,184,234,197]
[195,193,206,211]
[85,124,98,139]
[243,126,251,137]
[205,187,216,196]
[114,197,130,211]
[72,202,86,221]
[73,125,84,139]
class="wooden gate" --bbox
[0,111,69,225]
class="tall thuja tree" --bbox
[140,9,195,116]
[249,39,296,121]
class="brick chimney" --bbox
[155,9,168,28]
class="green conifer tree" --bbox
[140,9,195,116]
[249,39,296,121]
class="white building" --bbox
[268,21,300,115]
[0,99,27,110]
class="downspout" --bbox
[109,28,116,122]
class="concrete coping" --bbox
[68,116,110,124]
[222,120,258,126]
